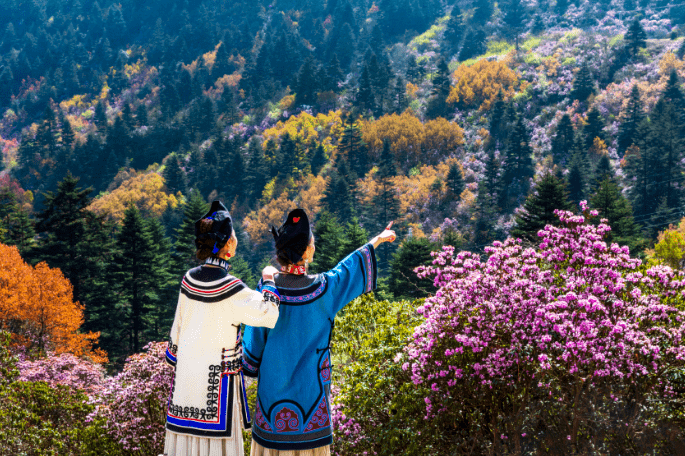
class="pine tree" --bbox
[145,217,177,343]
[34,173,95,304]
[310,211,344,273]
[311,144,327,176]
[406,54,421,83]
[113,204,158,354]
[393,76,408,114]
[551,114,575,165]
[503,0,527,50]
[7,206,36,257]
[567,147,588,204]
[571,61,595,101]
[340,218,368,258]
[649,99,684,209]
[295,56,319,107]
[590,177,643,251]
[500,116,535,212]
[591,153,614,191]
[245,137,269,201]
[61,118,75,148]
[446,162,466,201]
[373,140,400,268]
[388,236,437,299]
[555,0,569,15]
[426,58,452,119]
[356,64,375,114]
[173,190,209,276]
[338,113,367,176]
[459,29,487,61]
[163,154,187,194]
[511,173,573,244]
[136,103,148,127]
[583,107,605,150]
[472,182,500,250]
[663,69,684,108]
[531,14,545,34]
[624,120,654,217]
[625,17,647,56]
[444,6,464,53]
[487,91,509,150]
[617,84,643,154]
[472,0,494,26]
[230,256,257,289]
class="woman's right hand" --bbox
[370,221,396,248]
[262,266,279,282]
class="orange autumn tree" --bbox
[0,243,107,362]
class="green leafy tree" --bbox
[567,147,589,205]
[311,144,327,176]
[472,0,493,26]
[444,6,464,53]
[511,173,573,244]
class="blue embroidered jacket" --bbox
[243,243,377,451]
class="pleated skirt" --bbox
[163,382,244,456]
[250,440,331,456]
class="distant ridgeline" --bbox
[1,0,685,362]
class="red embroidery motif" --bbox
[293,217,301,223]
[274,406,300,432]
[320,356,331,383]
[255,402,273,432]
[304,396,330,433]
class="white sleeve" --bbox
[232,281,280,328]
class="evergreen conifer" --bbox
[388,236,436,299]
[446,162,466,201]
[571,61,595,101]
[625,17,647,56]
[511,173,573,244]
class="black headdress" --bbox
[271,208,313,264]
[195,200,234,254]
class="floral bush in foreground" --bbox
[407,203,685,454]
[92,341,172,456]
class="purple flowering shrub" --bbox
[18,352,106,395]
[407,204,685,453]
[92,341,172,456]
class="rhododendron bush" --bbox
[404,204,685,454]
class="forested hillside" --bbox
[4,1,685,454]
[0,0,684,362]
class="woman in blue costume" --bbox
[243,209,396,456]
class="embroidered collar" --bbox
[205,257,231,271]
[281,264,307,275]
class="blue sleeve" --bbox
[242,279,269,378]
[323,243,377,316]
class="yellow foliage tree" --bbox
[88,169,181,222]
[0,244,107,362]
[361,112,464,169]
[447,59,518,111]
[262,111,344,157]
[647,219,685,269]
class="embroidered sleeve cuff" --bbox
[261,280,281,308]
[359,243,378,294]
[165,342,178,367]
[242,356,260,377]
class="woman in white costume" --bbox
[162,200,281,456]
